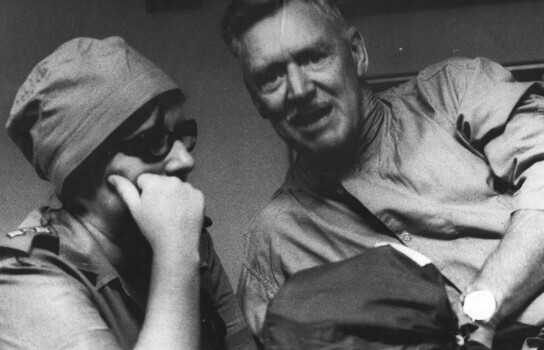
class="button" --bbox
[400,231,411,242]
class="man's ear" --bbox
[347,27,369,78]
[243,76,269,119]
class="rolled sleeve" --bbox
[513,162,544,210]
[482,93,544,211]
[482,92,544,211]
[453,58,544,211]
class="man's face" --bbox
[238,1,367,157]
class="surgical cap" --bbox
[6,36,180,194]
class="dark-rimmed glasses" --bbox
[114,119,197,163]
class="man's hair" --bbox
[221,0,347,58]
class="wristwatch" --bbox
[462,290,497,323]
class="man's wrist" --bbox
[462,290,497,324]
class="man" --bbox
[1,36,255,350]
[221,0,544,348]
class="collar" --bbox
[30,207,214,307]
[37,208,148,308]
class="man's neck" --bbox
[298,141,358,176]
[298,85,383,176]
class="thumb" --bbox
[108,175,140,212]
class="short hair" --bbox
[221,0,347,58]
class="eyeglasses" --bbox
[115,119,197,163]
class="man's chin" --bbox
[299,135,351,155]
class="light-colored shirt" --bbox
[237,57,544,336]
[0,207,255,350]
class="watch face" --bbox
[463,291,497,322]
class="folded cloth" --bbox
[261,245,460,350]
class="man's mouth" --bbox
[289,105,332,129]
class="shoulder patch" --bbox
[6,226,51,238]
[1,226,59,256]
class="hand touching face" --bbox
[108,173,204,256]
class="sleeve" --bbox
[236,262,276,341]
[0,256,122,350]
[236,214,282,341]
[448,57,544,210]
[200,230,257,350]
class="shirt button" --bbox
[401,231,411,242]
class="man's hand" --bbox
[108,173,204,257]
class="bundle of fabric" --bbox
[261,244,482,350]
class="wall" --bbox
[1,0,543,286]
[352,1,544,77]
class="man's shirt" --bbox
[237,57,544,336]
[0,207,255,349]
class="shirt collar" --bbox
[36,207,213,307]
[39,207,147,307]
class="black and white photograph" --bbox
[1,0,544,349]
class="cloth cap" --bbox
[6,36,180,194]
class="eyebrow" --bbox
[121,108,164,141]
[249,36,334,74]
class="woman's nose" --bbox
[164,139,195,176]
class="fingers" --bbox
[108,174,141,212]
[136,173,164,190]
[137,173,193,197]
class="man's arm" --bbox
[450,59,544,343]
[467,210,544,333]
[466,94,544,323]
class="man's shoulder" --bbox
[416,56,505,81]
[244,182,318,252]
[247,188,301,236]
[247,163,345,240]
[381,56,511,111]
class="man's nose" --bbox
[286,64,315,101]
[164,140,195,176]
